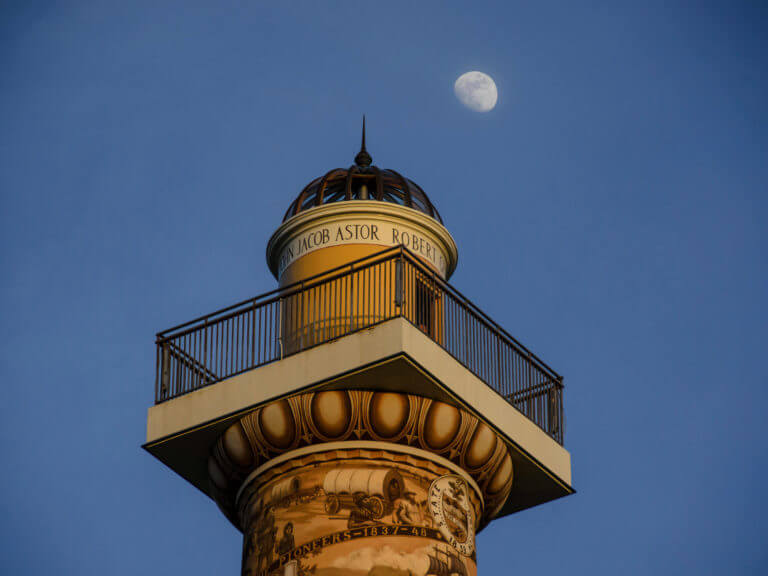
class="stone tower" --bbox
[145,122,573,576]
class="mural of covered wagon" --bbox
[322,467,404,519]
[269,476,320,508]
[270,476,301,508]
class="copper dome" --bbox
[283,120,442,223]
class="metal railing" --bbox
[155,247,565,444]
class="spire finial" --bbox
[354,115,372,167]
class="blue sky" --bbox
[1,1,766,574]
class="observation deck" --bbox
[152,247,564,444]
[146,246,571,522]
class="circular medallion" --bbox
[428,475,476,557]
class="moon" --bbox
[454,71,498,112]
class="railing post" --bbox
[250,304,256,368]
[547,383,555,437]
[298,288,304,351]
[526,352,533,418]
[160,341,170,400]
[278,297,284,360]
[203,319,209,384]
[557,377,564,443]
[155,344,160,403]
[495,337,502,392]
[394,253,403,310]
[462,312,467,367]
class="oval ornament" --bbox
[428,475,476,557]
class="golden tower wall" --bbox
[208,391,514,576]
[267,203,458,356]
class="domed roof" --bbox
[283,120,442,223]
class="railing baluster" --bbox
[261,302,266,365]
[161,342,169,400]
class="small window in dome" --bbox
[383,189,407,206]
[324,188,345,204]
[301,194,316,210]
[411,196,427,211]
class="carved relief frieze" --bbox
[238,449,480,576]
[209,391,514,528]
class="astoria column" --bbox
[145,124,573,576]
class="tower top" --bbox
[282,119,442,223]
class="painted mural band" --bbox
[240,450,479,576]
[209,390,514,528]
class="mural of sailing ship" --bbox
[425,545,468,576]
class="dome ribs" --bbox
[282,130,442,223]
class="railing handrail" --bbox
[156,246,407,340]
